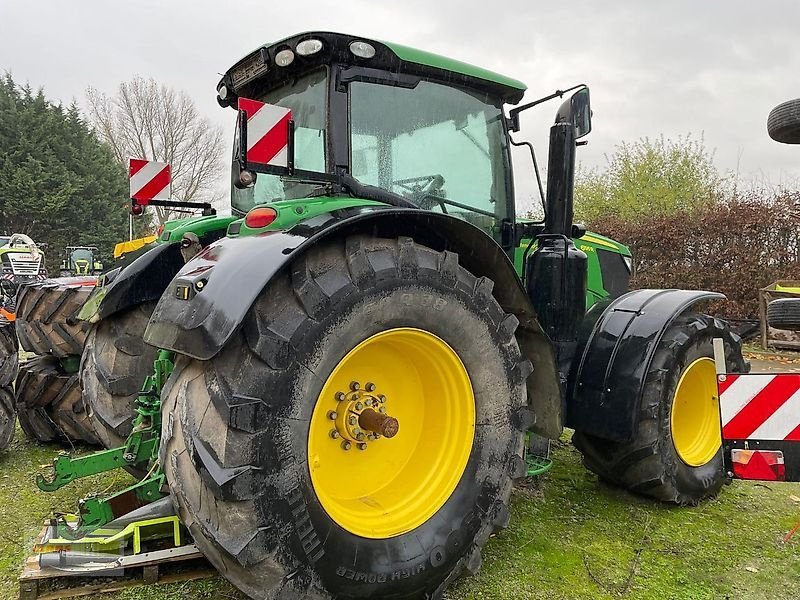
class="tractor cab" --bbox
[220,32,542,250]
[60,246,103,277]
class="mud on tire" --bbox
[573,313,747,505]
[15,278,96,357]
[0,323,18,388]
[15,355,99,445]
[161,236,531,599]
[80,302,158,449]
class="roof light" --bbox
[245,206,278,229]
[218,84,228,100]
[275,49,295,67]
[296,39,323,56]
[349,41,375,59]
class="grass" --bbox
[2,430,799,599]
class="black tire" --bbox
[573,313,747,505]
[80,302,158,449]
[767,298,800,331]
[15,278,96,357]
[161,236,530,599]
[768,99,800,144]
[15,355,99,445]
[0,387,16,451]
[0,323,18,387]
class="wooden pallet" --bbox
[19,528,216,599]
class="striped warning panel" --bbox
[238,98,292,167]
[129,159,171,202]
[719,373,800,441]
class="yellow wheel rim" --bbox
[308,328,475,539]
[670,357,720,467]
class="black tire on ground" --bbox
[0,323,18,387]
[768,99,800,144]
[15,355,99,445]
[80,302,158,449]
[767,298,800,331]
[0,387,16,451]
[15,278,96,357]
[573,313,747,505]
[161,236,531,599]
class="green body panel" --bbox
[160,214,238,243]
[514,231,632,310]
[229,197,387,237]
[380,41,527,93]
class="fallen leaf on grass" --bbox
[745,566,760,573]
[790,495,800,503]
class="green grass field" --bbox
[2,427,798,600]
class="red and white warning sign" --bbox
[719,373,800,441]
[238,98,292,168]
[129,159,171,203]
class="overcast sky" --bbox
[3,0,800,211]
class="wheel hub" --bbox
[329,381,399,450]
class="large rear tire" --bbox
[161,236,530,599]
[573,313,746,505]
[15,355,99,445]
[80,302,158,449]
[15,278,96,357]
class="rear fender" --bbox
[143,208,564,438]
[78,242,184,323]
[566,289,724,442]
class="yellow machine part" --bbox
[114,235,157,259]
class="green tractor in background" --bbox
[28,32,745,600]
[59,246,104,277]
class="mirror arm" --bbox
[508,84,586,132]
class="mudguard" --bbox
[143,207,564,438]
[566,288,724,442]
[78,242,185,323]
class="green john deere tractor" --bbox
[36,32,744,599]
[59,246,104,277]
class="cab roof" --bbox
[220,31,527,105]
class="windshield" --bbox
[71,249,93,263]
[0,237,8,248]
[231,69,328,214]
[350,79,511,228]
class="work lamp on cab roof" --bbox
[296,39,323,56]
[274,48,295,67]
[349,40,375,58]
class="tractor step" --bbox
[526,432,554,476]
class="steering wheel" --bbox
[391,175,447,212]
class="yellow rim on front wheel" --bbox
[308,328,475,539]
[670,357,721,467]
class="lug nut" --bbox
[379,406,387,414]
[350,381,360,391]
[356,432,366,441]
[329,430,340,439]
[367,433,378,441]
[355,401,364,411]
[366,382,376,392]
[341,441,352,451]
[348,415,357,425]
[358,443,368,451]
[335,392,346,401]
[327,410,338,420]
[378,395,386,403]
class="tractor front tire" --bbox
[573,313,746,505]
[768,98,800,144]
[15,278,96,357]
[80,302,158,449]
[15,355,99,445]
[161,236,530,599]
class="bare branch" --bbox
[85,76,225,224]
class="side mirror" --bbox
[554,87,592,139]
